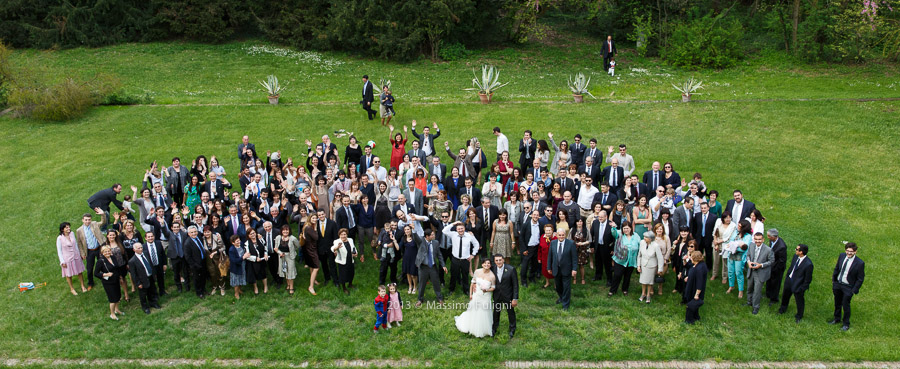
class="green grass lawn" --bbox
[1,39,900,367]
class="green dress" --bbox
[634,208,650,238]
[184,184,200,215]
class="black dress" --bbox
[374,196,392,230]
[94,257,122,303]
[465,220,484,256]
[338,241,355,285]
[120,232,143,262]
[400,237,418,276]
[246,238,268,283]
[345,145,362,167]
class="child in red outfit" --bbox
[373,285,389,332]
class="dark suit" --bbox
[128,254,159,311]
[315,220,339,285]
[457,186,481,206]
[643,170,664,193]
[407,148,426,165]
[519,219,541,284]
[87,187,124,213]
[411,128,441,157]
[335,205,359,239]
[684,262,708,324]
[832,253,865,326]
[780,255,814,320]
[601,166,625,194]
[475,205,499,246]
[593,191,618,212]
[591,218,615,282]
[724,199,756,221]
[672,205,694,232]
[183,236,208,297]
[518,139,536,170]
[238,142,257,163]
[555,176,576,196]
[584,147,603,169]
[570,142,587,167]
[491,263,518,336]
[547,238,578,309]
[692,212,717,268]
[415,236,445,302]
[163,228,191,291]
[602,39,617,70]
[427,163,447,182]
[202,180,231,201]
[361,80,376,120]
[578,164,600,184]
[359,154,376,176]
[144,239,168,294]
[766,237,788,303]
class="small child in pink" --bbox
[387,283,403,327]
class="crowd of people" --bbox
[57,118,865,333]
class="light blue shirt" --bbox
[84,225,100,250]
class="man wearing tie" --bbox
[692,202,717,268]
[415,229,447,306]
[428,156,447,182]
[445,144,477,181]
[411,120,441,161]
[766,228,788,305]
[442,222,480,297]
[830,242,865,331]
[402,179,424,215]
[359,145,375,175]
[570,134,586,167]
[547,228,578,310]
[745,233,774,315]
[128,243,160,314]
[519,210,541,287]
[594,183,618,213]
[643,162,663,194]
[778,244,814,323]
[259,221,282,287]
[315,209,339,286]
[518,130,536,171]
[361,75,376,120]
[407,140,426,164]
[602,35,617,71]
[602,158,624,194]
[184,226,208,298]
[202,172,231,202]
[143,232,168,297]
[163,222,191,292]
[672,197,694,232]
[491,254,519,339]
[580,156,599,184]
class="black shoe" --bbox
[841,325,850,331]
[159,292,168,297]
[745,301,752,306]
[509,331,515,339]
[776,308,786,315]
[828,319,839,325]
[752,308,759,315]
[151,304,161,309]
[177,286,183,293]
[143,308,151,315]
[795,317,802,323]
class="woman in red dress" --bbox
[497,151,514,188]
[538,223,557,288]
[388,125,407,170]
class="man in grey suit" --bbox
[672,197,694,232]
[547,228,578,310]
[427,156,447,182]
[745,232,775,314]
[415,229,446,306]
[402,178,424,215]
[407,140,427,164]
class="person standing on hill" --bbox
[361,75,377,121]
[602,35,617,71]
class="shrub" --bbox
[8,74,121,121]
[663,15,744,69]
[0,41,11,108]
[438,41,470,61]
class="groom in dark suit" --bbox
[360,75,376,120]
[491,254,519,339]
[547,228,578,310]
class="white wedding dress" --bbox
[455,275,494,337]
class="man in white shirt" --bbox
[830,242,865,331]
[648,186,668,221]
[606,144,635,176]
[442,222,480,296]
[576,177,599,219]
[519,210,542,287]
[366,156,387,183]
[494,127,509,162]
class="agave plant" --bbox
[567,73,596,98]
[258,75,287,97]
[671,77,704,100]
[465,65,510,95]
[379,78,391,91]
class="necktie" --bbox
[653,172,658,189]
[789,258,799,278]
[561,178,566,189]
[211,182,216,197]
[590,148,595,158]
[484,209,489,225]
[587,166,591,176]
[427,242,434,267]
[148,242,158,265]
[141,254,152,276]
[839,257,851,283]
[557,241,563,262]
[320,222,325,236]
[157,195,164,207]
[456,236,462,258]
[702,214,707,237]
[232,216,238,233]
[347,206,355,228]
[497,266,503,283]
[602,193,608,204]
[175,236,183,258]
[613,168,618,187]
[193,238,204,259]
[267,232,273,253]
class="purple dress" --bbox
[57,233,85,277]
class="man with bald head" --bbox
[643,161,663,193]
[602,157,625,194]
[238,135,257,164]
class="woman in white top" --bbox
[747,209,765,236]
[331,228,357,295]
[547,133,571,174]
[481,174,503,208]
[454,258,496,338]
[712,212,737,283]
[637,231,664,304]
[536,140,550,169]
[209,156,226,177]
[386,168,402,210]
[250,158,269,187]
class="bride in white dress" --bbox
[455,259,496,337]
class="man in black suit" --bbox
[579,156,600,184]
[128,243,160,314]
[458,177,481,206]
[359,175,376,204]
[585,138,603,168]
[518,130,536,171]
[202,172,231,202]
[593,184,618,213]
[415,229,446,306]
[766,228,788,305]
[238,135,257,164]
[547,228,578,310]
[315,209,339,286]
[411,120,441,160]
[183,226,208,298]
[591,207,615,284]
[475,197,499,244]
[142,232,168,296]
[692,202,717,268]
[360,75,376,120]
[778,244,814,322]
[555,168,576,195]
[602,35,617,71]
[359,145,375,175]
[724,190,756,222]
[407,140,427,164]
[491,254,519,339]
[601,158,625,194]
[830,242,865,331]
[335,196,359,240]
[162,221,191,292]
[258,221,282,287]
[87,183,124,231]
[627,174,650,201]
[570,134,587,167]
[427,156,447,182]
[643,161,664,194]
[519,210,541,287]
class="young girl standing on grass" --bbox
[387,283,403,327]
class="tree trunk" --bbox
[792,0,800,54]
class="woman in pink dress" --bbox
[57,222,87,295]
[387,283,403,327]
[388,125,407,170]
